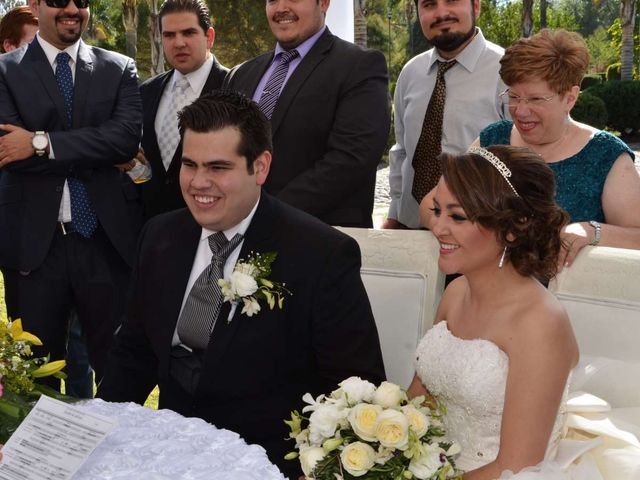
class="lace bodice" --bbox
[415,322,567,472]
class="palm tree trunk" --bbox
[354,0,367,48]
[620,0,636,81]
[540,0,548,29]
[522,0,534,37]
[122,0,138,60]
[148,0,164,76]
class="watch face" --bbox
[33,134,48,150]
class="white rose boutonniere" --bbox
[218,251,291,320]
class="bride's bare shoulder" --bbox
[433,276,468,324]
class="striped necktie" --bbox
[257,49,300,119]
[177,232,244,350]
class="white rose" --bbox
[230,270,258,297]
[401,405,430,438]
[374,409,410,450]
[308,404,345,444]
[372,381,405,408]
[235,261,257,277]
[241,297,261,317]
[218,279,235,302]
[408,443,445,480]
[333,376,376,405]
[299,446,326,477]
[348,403,382,441]
[340,442,376,477]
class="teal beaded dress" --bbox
[480,120,634,222]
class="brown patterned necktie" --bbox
[411,60,457,203]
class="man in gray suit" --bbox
[0,0,142,386]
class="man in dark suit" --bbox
[99,91,385,479]
[224,0,390,228]
[0,0,142,384]
[137,0,227,219]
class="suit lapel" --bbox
[157,211,202,364]
[73,42,93,128]
[233,53,273,98]
[200,194,276,381]
[146,71,172,177]
[28,41,67,128]
[270,29,335,135]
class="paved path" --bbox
[373,148,640,228]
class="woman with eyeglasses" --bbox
[473,29,640,267]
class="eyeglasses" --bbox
[499,89,556,108]
[45,0,90,8]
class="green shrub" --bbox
[606,63,621,81]
[588,81,640,132]
[581,74,602,90]
[572,91,608,129]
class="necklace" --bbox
[529,122,572,162]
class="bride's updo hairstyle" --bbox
[440,145,568,280]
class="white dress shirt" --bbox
[388,29,507,228]
[155,55,214,170]
[172,198,260,346]
[36,33,81,223]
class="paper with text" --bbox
[0,395,117,480]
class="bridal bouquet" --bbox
[0,318,67,442]
[285,377,462,479]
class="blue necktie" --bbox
[257,49,299,119]
[55,52,97,238]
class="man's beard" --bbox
[429,21,476,53]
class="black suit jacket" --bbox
[224,29,391,228]
[0,40,142,271]
[139,57,228,219]
[99,193,386,477]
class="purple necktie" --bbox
[257,49,299,119]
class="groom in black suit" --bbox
[99,91,385,478]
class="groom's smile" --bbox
[180,126,271,232]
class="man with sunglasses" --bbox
[0,0,143,389]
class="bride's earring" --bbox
[498,247,507,269]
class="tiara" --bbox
[467,146,520,197]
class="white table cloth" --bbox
[72,399,285,480]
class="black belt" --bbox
[57,221,78,235]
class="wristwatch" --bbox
[588,220,601,246]
[31,131,48,156]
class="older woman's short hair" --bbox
[499,29,589,94]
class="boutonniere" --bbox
[218,251,291,320]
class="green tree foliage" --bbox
[586,26,618,73]
[208,0,272,67]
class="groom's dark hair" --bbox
[178,90,273,172]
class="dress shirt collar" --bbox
[199,194,260,243]
[274,25,326,60]
[36,33,81,68]
[171,54,214,96]
[428,27,488,74]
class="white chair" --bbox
[549,246,640,408]
[337,228,445,388]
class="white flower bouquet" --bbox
[285,377,462,479]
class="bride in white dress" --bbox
[408,145,604,479]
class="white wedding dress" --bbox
[415,321,640,479]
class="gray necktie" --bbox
[157,76,191,170]
[177,232,244,350]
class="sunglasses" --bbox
[45,0,90,8]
